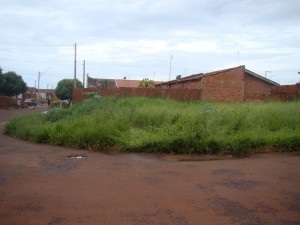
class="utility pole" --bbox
[38,71,41,100]
[74,43,77,88]
[38,72,41,90]
[86,73,89,87]
[169,55,173,81]
[46,83,49,101]
[37,68,51,101]
[83,60,85,88]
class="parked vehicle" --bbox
[23,98,37,107]
[23,98,32,106]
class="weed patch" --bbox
[4,97,300,155]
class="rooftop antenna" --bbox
[265,71,272,78]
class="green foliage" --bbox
[138,78,155,88]
[82,92,101,99]
[52,100,61,107]
[4,97,300,155]
[0,71,27,96]
[55,78,83,101]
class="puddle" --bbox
[125,153,164,163]
[103,151,240,163]
[103,151,166,163]
[67,155,87,159]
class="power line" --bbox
[0,41,72,47]
[0,53,73,63]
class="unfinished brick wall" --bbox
[157,79,202,89]
[73,67,299,103]
[270,84,300,100]
[182,80,202,89]
[73,84,299,103]
[201,66,245,102]
[73,87,202,103]
[168,82,182,89]
[244,74,273,101]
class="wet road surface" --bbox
[0,108,300,225]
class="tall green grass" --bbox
[4,97,300,155]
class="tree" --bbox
[55,78,83,103]
[138,78,155,88]
[0,71,27,96]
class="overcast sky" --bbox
[1,0,300,88]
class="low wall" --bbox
[73,85,300,103]
[270,84,300,101]
[0,96,15,108]
[73,87,202,103]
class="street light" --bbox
[37,68,51,101]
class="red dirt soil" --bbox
[0,108,300,225]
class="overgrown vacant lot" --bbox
[4,97,300,155]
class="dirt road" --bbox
[0,108,300,225]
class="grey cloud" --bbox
[0,0,299,86]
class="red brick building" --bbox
[73,66,298,103]
[155,66,280,102]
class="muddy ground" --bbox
[0,108,300,225]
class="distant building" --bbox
[22,87,56,101]
[87,76,161,88]
[23,87,37,99]
[37,88,55,101]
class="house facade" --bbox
[155,66,280,102]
